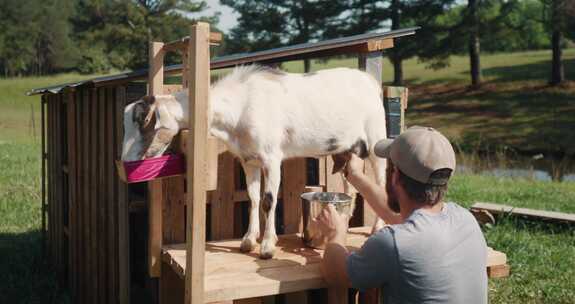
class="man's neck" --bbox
[400,200,445,220]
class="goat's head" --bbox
[121,95,180,161]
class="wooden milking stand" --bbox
[143,22,507,304]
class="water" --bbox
[456,153,575,182]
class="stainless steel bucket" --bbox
[301,192,354,249]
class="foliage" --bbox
[0,0,217,76]
[220,0,348,54]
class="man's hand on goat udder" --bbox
[344,153,364,179]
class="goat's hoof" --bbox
[260,239,277,259]
[259,247,275,259]
[240,237,258,253]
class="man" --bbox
[318,126,488,303]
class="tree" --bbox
[72,0,217,72]
[543,0,568,84]
[221,0,348,71]
[0,0,78,76]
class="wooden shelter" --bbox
[32,23,508,304]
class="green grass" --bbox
[0,141,69,303]
[1,50,575,303]
[0,73,104,143]
[283,49,575,154]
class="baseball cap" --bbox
[374,126,456,185]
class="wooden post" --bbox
[357,51,382,228]
[116,87,130,304]
[148,41,165,278]
[41,96,46,256]
[358,51,384,304]
[185,22,210,304]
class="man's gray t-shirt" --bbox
[347,202,487,304]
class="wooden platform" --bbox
[162,226,508,303]
[471,202,575,224]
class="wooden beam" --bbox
[471,202,575,224]
[116,86,130,304]
[162,226,508,302]
[163,32,223,53]
[185,21,211,304]
[357,52,383,228]
[149,41,165,96]
[148,41,165,278]
[148,180,164,277]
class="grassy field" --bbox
[286,49,575,154]
[1,49,574,303]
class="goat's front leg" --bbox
[260,158,281,259]
[240,163,262,253]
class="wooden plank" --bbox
[211,152,236,240]
[365,39,394,52]
[41,96,46,257]
[149,41,165,96]
[163,32,223,53]
[65,90,77,300]
[281,158,307,234]
[149,179,164,277]
[185,21,211,304]
[76,90,86,304]
[48,96,54,268]
[162,175,186,244]
[162,226,507,302]
[97,88,108,303]
[116,86,130,304]
[148,40,165,278]
[90,88,99,304]
[488,264,510,278]
[358,52,383,230]
[105,88,116,304]
[471,202,575,223]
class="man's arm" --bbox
[317,205,352,287]
[318,205,398,291]
[322,232,351,287]
[345,155,402,224]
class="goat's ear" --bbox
[143,95,155,104]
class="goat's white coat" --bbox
[122,66,387,258]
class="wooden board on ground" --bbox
[471,202,575,224]
[161,226,508,303]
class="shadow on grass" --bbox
[481,58,575,83]
[408,81,575,154]
[0,230,69,304]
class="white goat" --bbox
[122,65,387,259]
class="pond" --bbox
[456,152,575,182]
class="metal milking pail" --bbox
[300,192,353,249]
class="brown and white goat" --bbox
[121,66,387,259]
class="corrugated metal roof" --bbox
[28,27,418,96]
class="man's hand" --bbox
[316,204,349,244]
[344,153,364,179]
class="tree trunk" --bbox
[468,0,481,89]
[392,57,403,86]
[391,0,403,86]
[304,59,311,73]
[550,0,564,85]
[550,30,564,85]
